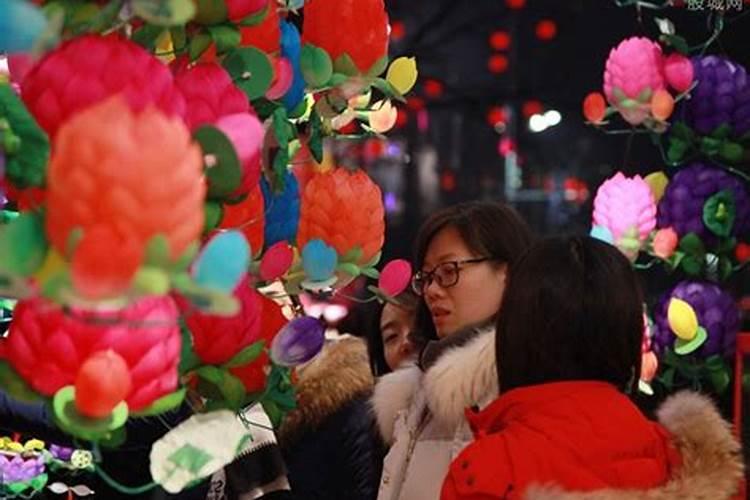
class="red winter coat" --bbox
[441,381,682,500]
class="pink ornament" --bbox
[603,37,665,125]
[378,259,412,297]
[214,112,265,198]
[663,53,694,93]
[1,297,181,411]
[259,241,294,281]
[592,172,657,245]
[640,351,658,383]
[652,227,678,259]
[174,62,250,130]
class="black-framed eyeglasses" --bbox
[411,258,492,296]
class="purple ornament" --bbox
[0,453,45,483]
[270,316,325,367]
[657,163,750,245]
[50,444,74,461]
[651,281,740,358]
[682,55,750,136]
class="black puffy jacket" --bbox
[278,337,385,500]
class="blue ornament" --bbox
[261,171,300,249]
[301,239,337,283]
[590,225,614,245]
[280,21,305,112]
[192,231,250,292]
[0,0,47,53]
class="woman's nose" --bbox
[399,338,415,356]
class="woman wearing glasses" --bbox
[372,201,533,500]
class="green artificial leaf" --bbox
[0,361,43,403]
[659,34,689,55]
[53,386,128,442]
[193,125,242,200]
[196,366,245,408]
[709,123,732,140]
[636,87,653,103]
[0,84,50,188]
[333,53,360,77]
[680,255,703,276]
[670,121,694,141]
[132,388,187,417]
[179,322,201,374]
[702,190,736,238]
[366,55,389,78]
[262,399,283,428]
[204,200,224,234]
[170,25,187,50]
[327,73,349,87]
[700,136,722,157]
[132,0,196,26]
[172,272,240,316]
[716,237,737,255]
[188,33,213,61]
[336,262,360,278]
[341,247,363,264]
[308,110,324,163]
[360,267,380,279]
[192,0,227,24]
[667,137,689,163]
[99,426,128,449]
[272,107,290,146]
[223,341,265,369]
[272,147,290,188]
[678,232,705,257]
[132,24,165,50]
[719,256,733,281]
[222,47,274,100]
[208,24,240,53]
[252,97,282,120]
[371,77,406,103]
[28,473,48,491]
[238,2,268,26]
[674,326,707,355]
[77,0,121,33]
[133,267,171,295]
[300,44,333,88]
[704,356,730,394]
[0,211,48,276]
[144,235,172,268]
[171,242,199,273]
[719,141,744,163]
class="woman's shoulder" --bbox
[371,363,424,443]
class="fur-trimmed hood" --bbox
[526,391,744,500]
[279,336,374,445]
[372,325,497,443]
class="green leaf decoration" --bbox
[132,24,165,50]
[188,33,213,61]
[192,0,227,24]
[40,270,70,302]
[336,262,360,278]
[659,33,689,55]
[719,141,743,163]
[703,190,736,238]
[224,341,265,369]
[272,107,290,146]
[718,256,733,281]
[308,110,324,163]
[0,361,43,403]
[195,366,246,408]
[636,87,653,103]
[144,235,172,268]
[678,232,705,257]
[680,255,703,276]
[222,47,274,100]
[341,247,363,264]
[674,326,707,355]
[171,241,199,273]
[99,425,128,449]
[327,73,349,87]
[132,0,196,26]
[0,85,50,189]
[170,25,187,50]
[53,386,129,442]
[0,211,48,277]
[705,355,731,394]
[659,367,676,389]
[361,267,380,279]
[709,123,732,140]
[667,136,690,164]
[204,200,224,234]
[172,272,241,316]
[300,44,333,88]
[179,322,201,374]
[193,125,242,200]
[371,78,406,103]
[131,388,187,417]
[272,147,290,188]
[333,53,360,77]
[208,24,240,53]
[366,55,389,78]
[238,2,268,26]
[133,267,171,295]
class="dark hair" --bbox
[411,201,534,345]
[496,236,644,394]
[366,290,419,377]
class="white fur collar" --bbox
[371,326,498,443]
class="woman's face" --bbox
[380,303,415,371]
[422,226,507,338]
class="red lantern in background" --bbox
[489,31,511,50]
[440,170,456,192]
[486,106,506,127]
[390,20,406,41]
[423,79,444,98]
[395,107,409,128]
[535,20,558,41]
[406,96,425,111]
[488,54,509,74]
[506,0,526,9]
[522,99,543,118]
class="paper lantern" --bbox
[592,172,656,244]
[302,0,389,74]
[21,34,185,139]
[174,62,250,130]
[297,167,385,264]
[44,98,205,281]
[239,0,280,54]
[219,184,265,256]
[0,296,181,411]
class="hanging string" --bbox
[94,464,158,495]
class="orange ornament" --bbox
[219,184,265,256]
[583,92,607,123]
[45,97,205,267]
[297,167,384,264]
[75,350,132,418]
[651,89,675,121]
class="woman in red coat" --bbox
[441,236,744,500]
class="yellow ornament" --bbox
[667,298,699,340]
[386,57,418,95]
[644,171,669,202]
[24,439,45,451]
